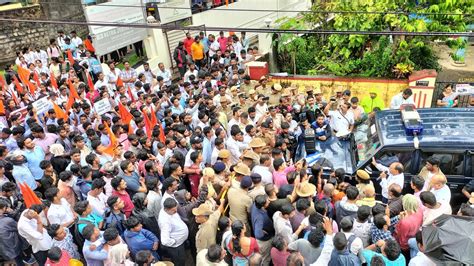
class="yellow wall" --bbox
[271,77,409,108]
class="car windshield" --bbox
[354,115,381,167]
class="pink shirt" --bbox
[34,133,59,160]
[271,248,290,266]
[394,210,423,250]
[273,165,295,189]
[45,250,71,266]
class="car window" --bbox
[419,152,465,175]
[370,150,414,174]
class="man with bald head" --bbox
[372,157,405,203]
[430,174,451,203]
[356,184,380,207]
[387,184,403,217]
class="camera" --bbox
[263,96,270,101]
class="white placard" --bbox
[84,0,148,56]
[94,98,112,115]
[32,97,50,114]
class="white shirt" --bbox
[158,209,189,248]
[252,165,273,185]
[184,69,198,83]
[157,68,172,86]
[161,191,177,209]
[376,163,405,199]
[140,69,155,84]
[431,185,451,203]
[226,137,246,165]
[255,103,268,121]
[87,192,108,216]
[47,198,75,226]
[71,36,83,47]
[273,211,297,244]
[209,40,220,57]
[390,93,415,109]
[408,251,436,266]
[328,110,354,133]
[211,147,221,165]
[18,210,52,253]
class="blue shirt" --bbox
[202,137,212,166]
[250,204,274,241]
[5,137,18,152]
[120,172,141,192]
[78,213,104,234]
[23,147,45,180]
[362,250,406,266]
[83,235,108,266]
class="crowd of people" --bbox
[0,28,473,266]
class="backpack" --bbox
[73,220,94,254]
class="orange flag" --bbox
[103,122,118,156]
[33,71,41,87]
[50,72,58,89]
[0,100,5,115]
[0,74,5,89]
[66,50,75,66]
[116,75,124,88]
[65,96,75,114]
[86,72,95,92]
[118,102,133,125]
[12,76,23,94]
[67,79,80,99]
[53,102,68,120]
[149,108,165,143]
[143,110,152,138]
[19,182,42,208]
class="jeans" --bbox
[408,237,419,258]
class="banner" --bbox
[84,0,148,56]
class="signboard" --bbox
[10,107,28,123]
[94,98,112,115]
[84,0,148,56]
[156,0,192,24]
[32,97,50,115]
[415,80,429,87]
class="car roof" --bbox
[375,108,474,149]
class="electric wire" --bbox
[1,17,473,37]
[35,1,474,16]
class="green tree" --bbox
[274,0,469,77]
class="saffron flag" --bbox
[143,110,152,138]
[0,99,5,115]
[19,182,42,208]
[86,72,95,92]
[12,76,24,94]
[33,71,41,87]
[17,66,35,94]
[118,102,133,125]
[0,74,5,89]
[67,79,80,99]
[116,76,124,88]
[149,108,165,143]
[53,102,68,120]
[50,72,58,89]
[103,122,118,156]
[66,50,75,66]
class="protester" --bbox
[0,31,470,266]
